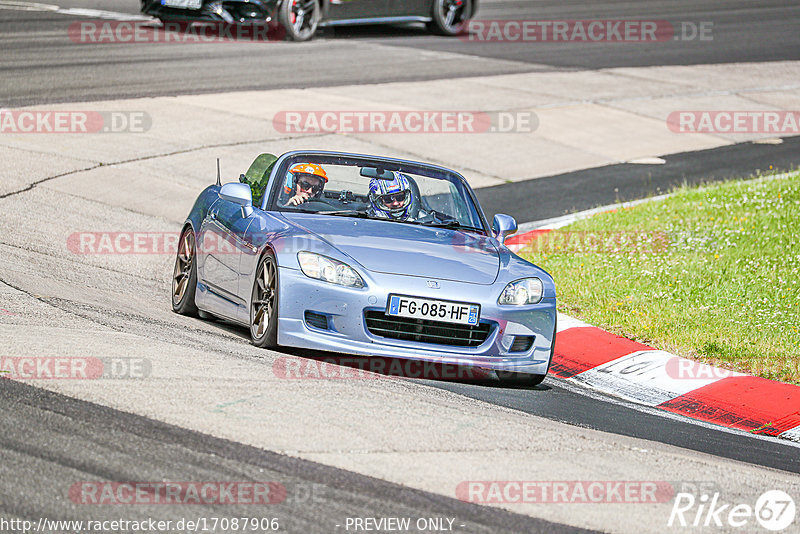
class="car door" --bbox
[198,198,254,302]
[326,0,390,22]
[386,0,429,17]
[239,210,290,323]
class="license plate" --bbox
[162,0,202,9]
[386,295,480,326]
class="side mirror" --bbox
[220,182,254,217]
[492,214,518,243]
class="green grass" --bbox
[520,171,800,384]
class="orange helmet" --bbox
[289,163,328,182]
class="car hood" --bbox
[283,213,500,285]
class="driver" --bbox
[283,163,328,206]
[367,172,418,221]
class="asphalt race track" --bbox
[0,0,799,106]
[1,379,586,534]
[2,1,800,533]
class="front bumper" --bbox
[142,1,272,22]
[276,266,556,375]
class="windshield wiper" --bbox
[424,220,486,234]
[322,210,371,218]
[282,207,319,213]
[282,208,369,217]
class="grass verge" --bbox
[519,171,800,384]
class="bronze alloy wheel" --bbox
[250,252,279,347]
[172,227,199,315]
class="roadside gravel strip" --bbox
[2,62,800,532]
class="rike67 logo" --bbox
[669,490,796,531]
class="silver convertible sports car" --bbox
[172,151,556,385]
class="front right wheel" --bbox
[172,226,198,316]
[250,251,279,348]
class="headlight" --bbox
[498,278,543,305]
[297,252,364,288]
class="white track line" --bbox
[0,1,151,20]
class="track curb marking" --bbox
[550,320,800,441]
[509,173,800,442]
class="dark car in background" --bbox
[141,0,477,41]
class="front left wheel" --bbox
[172,226,199,316]
[250,251,279,348]
[497,370,547,387]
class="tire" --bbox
[250,251,279,348]
[172,226,199,316]
[496,370,546,387]
[427,0,472,36]
[278,0,320,41]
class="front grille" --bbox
[509,335,535,353]
[304,311,329,330]
[364,311,492,348]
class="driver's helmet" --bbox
[368,172,414,220]
[284,163,328,199]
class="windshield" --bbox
[267,155,488,233]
